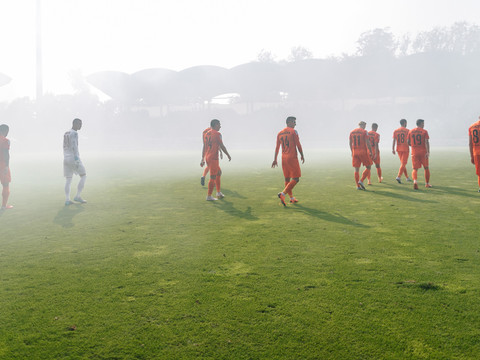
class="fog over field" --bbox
[1,1,480,157]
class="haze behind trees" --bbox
[1,23,479,154]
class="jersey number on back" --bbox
[411,133,422,146]
[280,136,290,152]
[473,129,479,144]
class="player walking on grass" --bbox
[468,115,480,192]
[349,121,373,190]
[392,119,411,183]
[367,123,382,184]
[200,125,222,186]
[272,116,305,206]
[63,118,87,205]
[408,119,431,190]
[201,119,231,201]
[0,124,13,210]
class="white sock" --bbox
[76,175,86,198]
[65,177,72,201]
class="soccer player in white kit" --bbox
[63,118,87,205]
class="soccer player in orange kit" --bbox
[201,119,231,201]
[367,123,382,184]
[392,119,411,183]
[468,115,480,192]
[272,116,305,206]
[408,119,431,190]
[200,125,223,186]
[0,124,12,210]
[349,121,373,190]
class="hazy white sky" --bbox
[0,0,479,99]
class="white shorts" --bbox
[64,158,86,177]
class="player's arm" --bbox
[469,134,475,164]
[296,136,305,164]
[272,136,280,167]
[219,143,231,161]
[200,142,206,167]
[349,135,353,156]
[392,136,396,154]
[425,138,430,158]
[1,146,9,172]
[365,133,373,156]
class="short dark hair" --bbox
[416,119,424,126]
[210,119,220,127]
[400,119,407,126]
[0,124,9,135]
[372,123,378,130]
[286,116,296,124]
[73,118,82,125]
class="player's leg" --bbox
[375,155,382,182]
[74,175,87,203]
[215,169,224,198]
[352,155,362,189]
[206,159,219,200]
[1,183,11,209]
[201,166,209,186]
[74,163,87,203]
[424,157,431,187]
[359,154,372,187]
[65,177,73,204]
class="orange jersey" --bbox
[393,127,409,152]
[469,120,480,156]
[275,127,303,158]
[408,127,429,155]
[367,130,380,156]
[203,128,223,161]
[349,127,369,154]
[0,135,9,168]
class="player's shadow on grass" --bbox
[220,188,247,199]
[368,189,438,203]
[432,185,477,198]
[213,199,258,220]
[291,204,369,227]
[53,205,85,228]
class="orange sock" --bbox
[412,169,418,181]
[208,179,215,196]
[478,176,480,187]
[354,172,360,186]
[283,180,297,195]
[425,169,430,183]
[215,176,221,192]
[285,181,292,197]
[377,168,382,179]
[361,168,370,182]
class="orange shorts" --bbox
[352,152,372,168]
[397,150,409,165]
[371,152,381,166]
[0,167,11,184]
[411,153,429,169]
[206,158,220,177]
[282,156,301,178]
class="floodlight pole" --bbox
[36,0,43,101]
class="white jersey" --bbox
[63,129,80,159]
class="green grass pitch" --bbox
[1,148,480,359]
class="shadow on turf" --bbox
[291,204,370,227]
[53,204,85,228]
[213,199,258,220]
[368,189,438,203]
[220,188,247,199]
